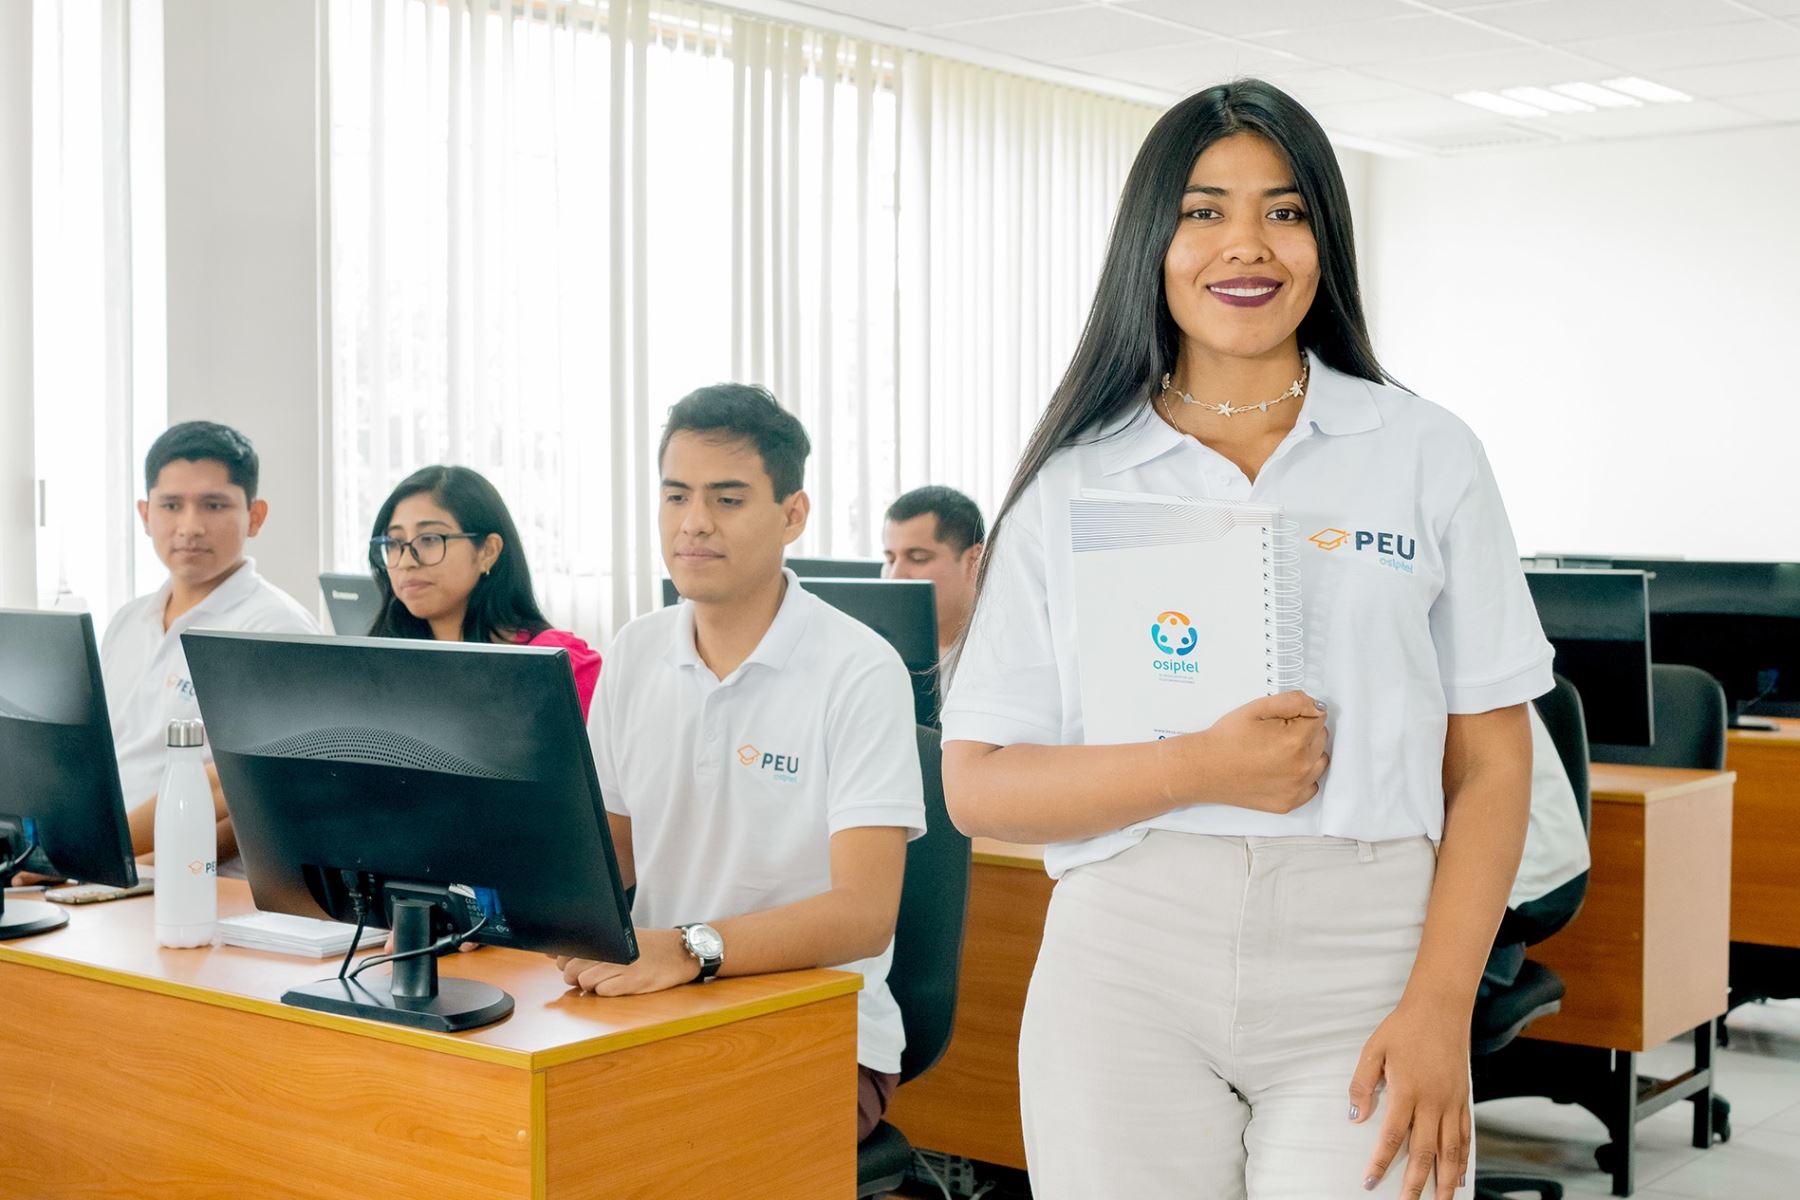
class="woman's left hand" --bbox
[1348,996,1472,1198]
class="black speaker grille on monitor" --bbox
[245,727,509,779]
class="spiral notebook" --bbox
[1070,490,1303,745]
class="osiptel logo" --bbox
[1310,526,1417,573]
[1150,610,1200,678]
[737,742,801,782]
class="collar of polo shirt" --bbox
[1099,351,1384,477]
[664,567,813,680]
[154,556,268,625]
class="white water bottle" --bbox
[154,718,217,948]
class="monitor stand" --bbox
[0,891,69,939]
[1730,714,1779,732]
[282,897,513,1032]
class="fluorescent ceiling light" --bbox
[1454,90,1546,117]
[1601,76,1692,103]
[1500,85,1594,113]
[1550,81,1642,109]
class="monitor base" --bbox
[0,897,71,939]
[1730,715,1780,732]
[283,974,514,1032]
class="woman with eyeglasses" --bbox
[367,465,600,717]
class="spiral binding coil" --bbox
[1262,519,1304,693]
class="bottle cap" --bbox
[166,718,206,748]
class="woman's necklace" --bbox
[1159,354,1309,421]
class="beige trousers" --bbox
[1019,830,1464,1199]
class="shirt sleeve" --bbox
[825,650,927,839]
[530,628,602,720]
[940,480,1065,746]
[587,640,628,817]
[1431,443,1555,713]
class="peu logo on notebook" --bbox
[1149,610,1200,680]
[736,742,801,783]
[1310,526,1416,574]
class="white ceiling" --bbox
[774,0,1800,153]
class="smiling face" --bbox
[659,431,809,606]
[1162,132,1321,364]
[137,459,267,588]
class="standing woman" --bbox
[941,81,1551,1200]
[368,465,601,717]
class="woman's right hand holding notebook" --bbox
[1180,691,1330,815]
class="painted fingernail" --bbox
[1348,1104,1359,1120]
[1363,1177,1379,1191]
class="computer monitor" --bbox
[319,572,384,636]
[1607,559,1800,723]
[0,610,139,939]
[660,577,940,726]
[784,556,884,579]
[1521,570,1654,747]
[182,630,637,1031]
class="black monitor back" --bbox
[1522,570,1654,746]
[784,556,884,579]
[319,572,385,637]
[1608,559,1800,717]
[0,609,137,886]
[181,630,635,962]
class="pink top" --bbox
[519,628,602,719]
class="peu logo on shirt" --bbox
[164,673,197,699]
[1310,526,1417,575]
[736,743,801,783]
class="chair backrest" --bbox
[887,725,971,1084]
[1590,663,1728,771]
[1508,674,1593,945]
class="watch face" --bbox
[688,925,724,960]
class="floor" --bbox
[891,999,1800,1199]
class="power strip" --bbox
[909,1149,983,1197]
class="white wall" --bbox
[1,0,36,609]
[162,0,323,612]
[1364,124,1800,561]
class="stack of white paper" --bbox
[216,911,387,958]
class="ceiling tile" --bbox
[1563,19,1800,73]
[1248,13,1529,67]
[1539,97,1763,136]
[1462,0,1752,44]
[1306,93,1505,136]
[929,6,1185,61]
[1115,0,1412,39]
[1058,38,1303,93]
[1730,88,1800,117]
[1363,45,1618,92]
[1256,66,1426,107]
[1732,0,1800,14]
[1656,54,1800,95]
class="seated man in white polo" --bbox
[563,383,925,1143]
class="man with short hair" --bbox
[103,421,318,862]
[567,383,925,1143]
[882,485,985,657]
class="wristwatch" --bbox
[678,922,725,982]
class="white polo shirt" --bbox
[1511,703,1590,908]
[943,351,1554,878]
[101,558,320,812]
[589,570,926,1073]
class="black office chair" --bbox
[857,726,972,1198]
[1472,675,1590,1200]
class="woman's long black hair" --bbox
[957,79,1396,662]
[366,465,551,643]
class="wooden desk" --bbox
[1527,764,1734,1052]
[1725,718,1800,949]
[0,881,859,1199]
[883,839,1047,1172]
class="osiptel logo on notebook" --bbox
[1309,526,1417,574]
[736,742,801,783]
[1149,610,1200,679]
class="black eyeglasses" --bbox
[370,532,487,569]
